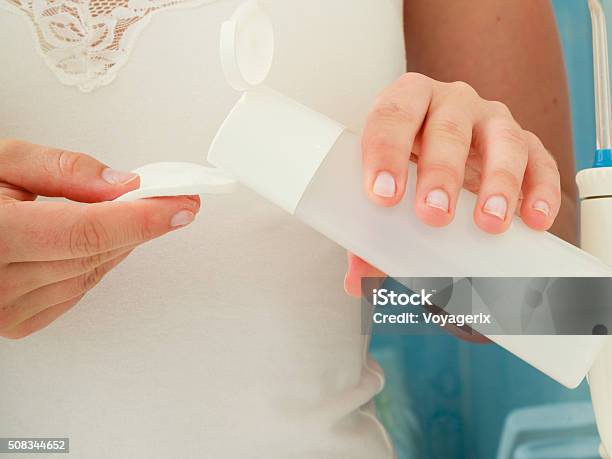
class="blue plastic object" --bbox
[496,402,599,459]
[594,148,612,167]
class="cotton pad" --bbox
[114,162,236,202]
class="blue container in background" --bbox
[371,2,601,458]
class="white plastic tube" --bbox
[208,85,612,389]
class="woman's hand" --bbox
[0,139,201,339]
[345,73,561,297]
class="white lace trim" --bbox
[1,0,217,92]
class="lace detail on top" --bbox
[1,0,216,92]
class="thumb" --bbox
[0,139,139,203]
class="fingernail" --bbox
[170,210,195,228]
[425,188,450,212]
[185,195,201,210]
[533,200,551,216]
[483,195,508,220]
[102,168,139,185]
[373,171,396,198]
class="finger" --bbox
[0,251,131,332]
[344,252,386,298]
[6,245,136,298]
[519,132,562,230]
[414,82,476,227]
[472,110,529,234]
[0,139,140,202]
[0,196,200,262]
[362,73,433,206]
[0,295,83,340]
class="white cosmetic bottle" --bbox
[577,168,612,459]
[576,2,612,455]
[207,1,612,390]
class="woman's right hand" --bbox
[0,139,201,339]
[344,74,563,298]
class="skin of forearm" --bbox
[404,0,578,244]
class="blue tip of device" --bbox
[593,149,612,167]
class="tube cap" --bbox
[211,3,345,214]
[220,0,274,91]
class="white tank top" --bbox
[0,0,406,457]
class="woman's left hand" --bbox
[345,73,561,297]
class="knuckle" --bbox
[47,149,84,178]
[79,252,105,273]
[522,130,540,146]
[427,117,471,151]
[423,161,463,188]
[69,211,110,256]
[490,168,523,193]
[131,206,154,241]
[117,203,152,243]
[523,131,559,172]
[535,151,560,174]
[77,266,105,293]
[449,80,477,98]
[137,219,154,242]
[103,202,152,246]
[90,264,108,286]
[487,100,513,118]
[496,124,528,155]
[370,101,419,127]
[524,130,556,164]
[363,134,405,158]
[398,72,431,88]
